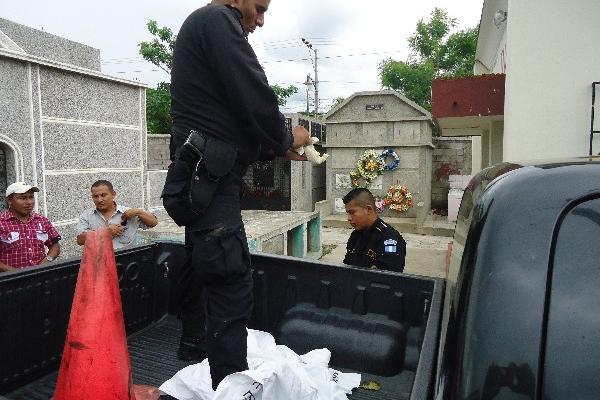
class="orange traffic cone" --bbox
[53,228,136,400]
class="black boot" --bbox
[177,336,207,361]
[178,308,207,361]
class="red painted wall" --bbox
[432,74,505,118]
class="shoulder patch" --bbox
[384,238,397,253]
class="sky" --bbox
[1,0,483,112]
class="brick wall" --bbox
[431,137,472,209]
[147,134,170,170]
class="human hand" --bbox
[121,208,140,222]
[291,125,311,150]
[285,150,308,161]
[108,224,125,237]
[0,264,15,272]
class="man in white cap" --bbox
[0,182,61,272]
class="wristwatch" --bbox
[46,255,55,262]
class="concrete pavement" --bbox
[320,226,450,279]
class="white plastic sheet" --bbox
[159,329,361,400]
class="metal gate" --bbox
[240,119,292,210]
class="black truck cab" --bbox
[437,159,600,399]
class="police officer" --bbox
[164,0,311,390]
[343,188,407,272]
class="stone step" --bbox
[418,224,455,237]
[322,214,418,234]
[420,216,456,237]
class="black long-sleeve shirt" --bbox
[343,218,407,272]
[170,5,292,165]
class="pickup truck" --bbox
[1,158,600,400]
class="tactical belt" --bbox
[162,129,241,226]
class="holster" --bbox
[162,130,238,226]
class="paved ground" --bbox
[320,227,450,278]
[144,210,450,278]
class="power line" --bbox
[101,44,401,65]
[101,38,349,64]
[252,37,336,46]
[102,50,403,72]
[261,50,403,64]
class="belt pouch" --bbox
[189,136,238,215]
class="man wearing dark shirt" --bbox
[343,188,407,272]
[164,0,310,389]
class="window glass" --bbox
[544,199,600,398]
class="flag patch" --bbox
[384,239,397,253]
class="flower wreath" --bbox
[356,149,385,182]
[350,170,370,188]
[380,148,400,171]
[383,184,414,213]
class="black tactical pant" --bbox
[194,223,253,387]
[169,128,253,390]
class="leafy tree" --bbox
[146,82,172,134]
[378,8,478,110]
[139,20,298,133]
[330,96,345,111]
[139,20,175,74]
[271,84,298,107]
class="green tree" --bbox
[139,20,298,132]
[139,20,176,74]
[330,96,345,110]
[378,8,478,111]
[146,82,172,134]
[138,21,175,134]
[270,84,298,107]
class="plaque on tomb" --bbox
[335,174,352,189]
[335,198,346,213]
[369,175,383,190]
[365,104,384,110]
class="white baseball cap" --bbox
[6,182,40,197]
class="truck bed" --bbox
[0,243,442,400]
[7,316,416,400]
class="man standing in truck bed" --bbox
[163,0,311,390]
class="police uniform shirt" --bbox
[170,4,292,165]
[343,218,407,272]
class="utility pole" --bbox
[314,48,319,114]
[304,74,313,113]
[301,38,319,114]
